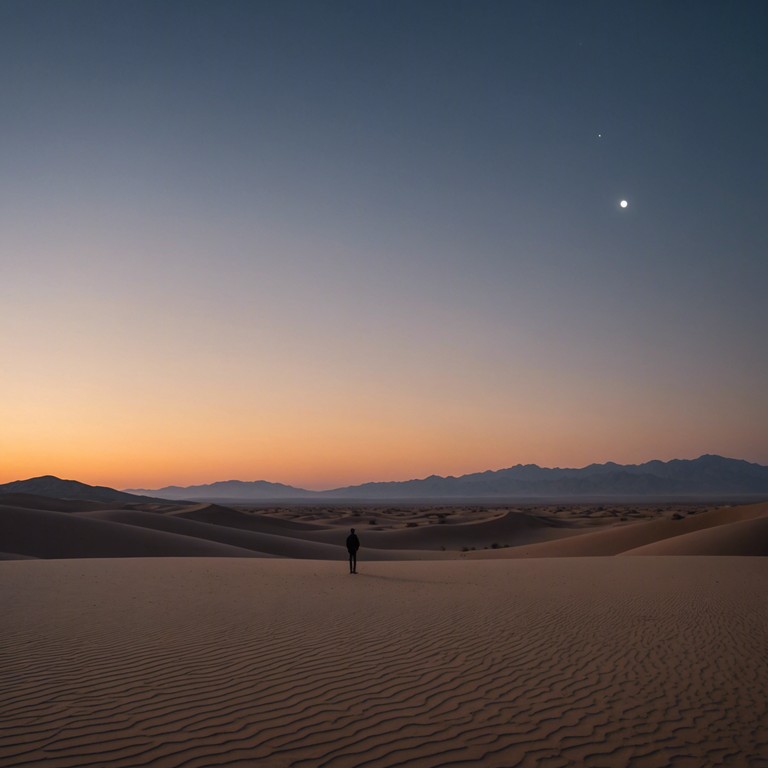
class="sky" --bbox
[1,0,766,490]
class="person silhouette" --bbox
[346,528,360,574]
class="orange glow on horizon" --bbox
[2,229,764,491]
[3,414,765,492]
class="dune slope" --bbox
[0,493,110,513]
[170,503,333,531]
[80,509,359,560]
[623,515,768,556]
[249,509,570,550]
[0,504,266,559]
[484,501,768,557]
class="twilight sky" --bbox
[1,0,766,489]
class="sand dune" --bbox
[236,509,573,551]
[5,497,768,560]
[171,502,334,531]
[202,506,575,551]
[1,557,765,767]
[78,509,431,560]
[0,492,110,513]
[0,504,266,559]
[0,496,580,560]
[0,499,507,561]
[624,514,768,556]
[476,501,768,558]
[2,498,767,765]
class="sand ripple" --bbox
[1,558,766,767]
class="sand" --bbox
[1,557,766,767]
[2,497,767,766]
[12,496,768,561]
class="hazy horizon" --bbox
[2,1,766,490]
[121,453,764,493]
[2,452,764,494]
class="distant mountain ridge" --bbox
[321,455,768,498]
[4,457,767,504]
[125,479,313,500]
[124,455,768,500]
[0,476,161,504]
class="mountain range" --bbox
[3,456,766,504]
[123,455,768,500]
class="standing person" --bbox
[346,528,360,574]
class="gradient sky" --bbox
[2,0,766,489]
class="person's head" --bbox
[350,528,355,533]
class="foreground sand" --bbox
[2,557,766,767]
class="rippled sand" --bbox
[2,557,766,767]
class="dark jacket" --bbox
[346,533,360,553]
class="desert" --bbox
[4,1,767,766]
[2,493,767,767]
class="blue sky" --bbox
[1,0,766,487]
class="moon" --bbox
[620,199,628,208]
